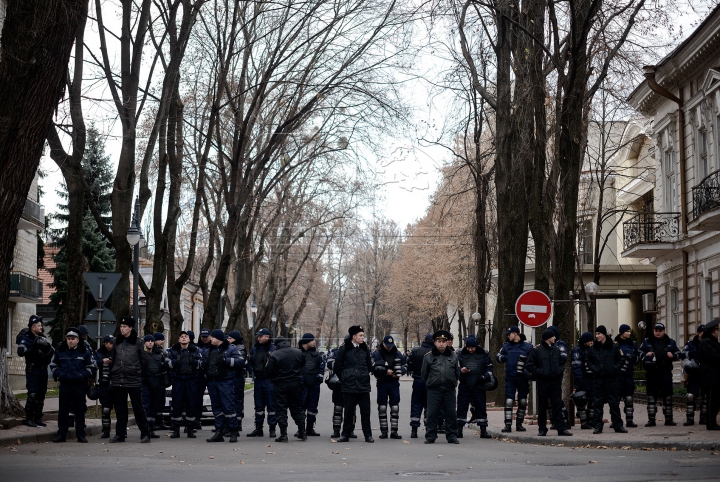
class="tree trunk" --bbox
[0,0,87,416]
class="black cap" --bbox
[433,330,451,341]
[153,332,165,341]
[28,315,43,327]
[348,325,364,336]
[382,335,395,348]
[120,317,136,328]
[65,327,80,338]
[704,318,720,331]
[595,325,607,336]
[77,325,89,337]
[654,322,666,331]
[102,335,115,344]
[542,328,555,341]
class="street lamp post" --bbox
[585,282,599,332]
[126,196,144,322]
[250,294,257,331]
[284,313,290,340]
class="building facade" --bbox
[625,6,720,350]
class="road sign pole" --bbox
[531,328,536,418]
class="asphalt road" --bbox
[2,380,719,481]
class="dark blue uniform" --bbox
[299,346,325,433]
[16,327,53,426]
[203,340,242,437]
[457,346,493,435]
[50,340,94,440]
[640,334,681,425]
[194,339,212,429]
[496,339,532,430]
[407,340,433,433]
[141,345,167,431]
[94,345,115,436]
[248,340,276,431]
[166,342,203,436]
[325,346,346,437]
[372,343,406,437]
[571,343,594,427]
[683,335,706,425]
[230,340,248,431]
[615,335,639,427]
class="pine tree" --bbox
[48,126,115,342]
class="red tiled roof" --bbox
[39,246,59,304]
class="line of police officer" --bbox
[18,315,720,444]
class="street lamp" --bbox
[472,311,481,335]
[584,282,599,331]
[126,196,143,321]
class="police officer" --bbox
[421,330,460,444]
[696,318,720,430]
[457,335,493,439]
[586,326,627,434]
[682,324,706,426]
[95,335,115,438]
[247,328,277,438]
[141,334,166,437]
[640,322,681,426]
[109,317,152,443]
[615,324,639,427]
[372,334,406,439]
[16,315,53,427]
[326,337,354,439]
[495,326,532,433]
[266,336,306,442]
[525,328,572,437]
[407,333,433,438]
[51,327,94,443]
[204,329,242,443]
[549,325,569,428]
[333,325,374,443]
[153,332,165,350]
[571,332,594,429]
[166,330,203,439]
[194,328,213,431]
[298,333,324,437]
[227,330,247,433]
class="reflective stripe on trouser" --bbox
[171,378,198,425]
[301,383,321,424]
[457,383,488,427]
[253,377,276,426]
[207,378,238,430]
[409,377,428,427]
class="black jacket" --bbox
[50,340,94,384]
[407,341,433,377]
[142,345,167,387]
[458,347,493,388]
[300,346,324,387]
[16,328,54,366]
[697,333,720,388]
[371,345,406,382]
[266,337,305,386]
[525,342,564,381]
[167,343,202,380]
[421,347,460,390]
[586,337,623,378]
[110,330,149,388]
[640,334,681,374]
[333,339,373,393]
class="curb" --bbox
[0,417,137,447]
[486,427,720,451]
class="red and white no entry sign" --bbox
[514,290,552,328]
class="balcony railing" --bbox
[9,272,43,303]
[623,212,681,251]
[692,169,720,219]
[18,197,45,230]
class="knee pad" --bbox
[378,405,388,430]
[504,398,514,410]
[624,395,633,406]
[378,404,387,416]
[333,405,343,427]
[686,393,695,404]
[504,399,513,424]
[663,396,673,418]
[390,405,399,418]
[700,395,708,417]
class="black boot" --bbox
[229,431,238,443]
[269,424,277,438]
[457,426,463,439]
[52,433,66,443]
[390,431,402,439]
[297,423,307,441]
[206,431,224,442]
[238,419,243,432]
[379,431,388,439]
[306,420,320,436]
[411,427,418,438]
[275,427,288,443]
[170,425,181,438]
[77,434,88,443]
[187,427,196,438]
[501,424,512,433]
[480,426,491,439]
[247,423,264,437]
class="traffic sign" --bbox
[85,308,116,322]
[83,273,122,301]
[515,290,552,327]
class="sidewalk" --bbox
[483,404,720,451]
[0,416,138,446]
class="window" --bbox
[707,277,715,323]
[578,219,593,265]
[665,150,677,211]
[699,129,709,179]
[670,288,680,342]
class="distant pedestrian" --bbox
[640,322,681,426]
[457,335,493,439]
[247,328,277,438]
[298,333,324,436]
[570,332,594,429]
[585,326,626,434]
[495,326,532,433]
[266,336,307,442]
[372,334,406,439]
[227,330,247,433]
[166,331,202,439]
[615,324,640,428]
[16,315,53,427]
[141,334,166,437]
[204,329,242,443]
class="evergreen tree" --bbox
[48,126,115,342]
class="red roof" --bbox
[38,246,59,304]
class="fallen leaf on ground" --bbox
[589,460,596,464]
[403,440,410,444]
[266,444,272,447]
[240,461,244,464]
[332,451,340,454]
[266,452,275,454]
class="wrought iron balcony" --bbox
[689,170,720,231]
[18,197,45,230]
[621,211,680,258]
[9,272,43,304]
